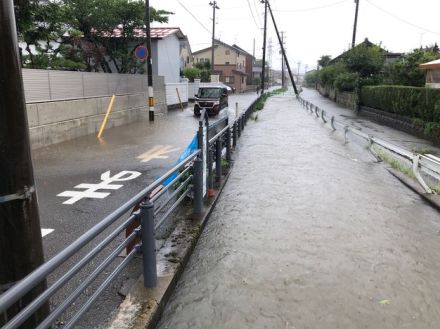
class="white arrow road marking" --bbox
[57,170,142,205]
[137,145,180,163]
[41,229,54,237]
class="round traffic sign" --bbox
[134,45,148,62]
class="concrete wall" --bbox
[27,75,167,150]
[165,80,189,108]
[317,84,356,110]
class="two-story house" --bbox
[193,40,253,92]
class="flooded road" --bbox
[156,95,440,329]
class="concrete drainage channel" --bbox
[105,104,259,328]
[297,95,440,210]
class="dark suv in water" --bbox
[194,86,229,116]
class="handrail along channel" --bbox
[0,92,265,328]
[297,95,440,194]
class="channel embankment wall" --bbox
[317,84,356,110]
[23,69,167,150]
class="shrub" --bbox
[182,67,201,82]
[424,122,440,139]
[334,72,359,92]
[318,62,346,87]
[361,85,440,123]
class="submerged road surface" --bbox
[31,92,259,327]
[156,94,440,328]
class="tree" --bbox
[318,55,332,68]
[183,67,201,82]
[382,47,440,87]
[303,70,317,87]
[318,62,346,87]
[14,0,173,72]
[342,44,384,78]
[194,61,211,82]
[14,0,86,70]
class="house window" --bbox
[225,77,230,83]
[187,56,189,64]
[242,76,244,83]
[225,50,230,55]
[430,70,440,83]
[225,61,230,65]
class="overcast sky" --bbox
[152,0,440,73]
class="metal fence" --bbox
[0,93,263,329]
[22,69,158,103]
[297,96,440,194]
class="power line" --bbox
[365,0,440,36]
[176,0,211,35]
[273,0,348,12]
[246,0,261,30]
[252,0,262,26]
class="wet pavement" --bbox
[156,94,440,329]
[30,92,259,327]
[301,88,440,155]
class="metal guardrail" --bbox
[297,96,440,194]
[0,93,263,329]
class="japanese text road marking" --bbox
[137,145,180,163]
[41,228,54,237]
[57,171,141,205]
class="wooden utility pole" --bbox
[145,0,155,121]
[266,0,298,95]
[260,0,268,91]
[352,0,360,48]
[209,1,220,72]
[0,0,48,326]
[281,31,285,88]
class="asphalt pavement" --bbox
[30,91,259,328]
[156,92,440,329]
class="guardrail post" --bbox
[193,155,203,213]
[238,118,242,137]
[208,147,214,196]
[226,126,232,161]
[331,116,336,130]
[233,122,237,147]
[140,199,157,288]
[215,138,222,182]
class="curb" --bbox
[385,167,440,212]
[106,166,234,329]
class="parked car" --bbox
[194,86,229,116]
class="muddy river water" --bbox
[156,95,440,329]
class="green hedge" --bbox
[361,85,440,123]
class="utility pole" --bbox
[268,38,273,87]
[209,1,220,72]
[351,0,360,48]
[260,0,268,92]
[316,61,319,90]
[281,31,285,88]
[266,0,298,95]
[145,0,155,121]
[0,0,48,327]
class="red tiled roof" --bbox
[103,27,185,40]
